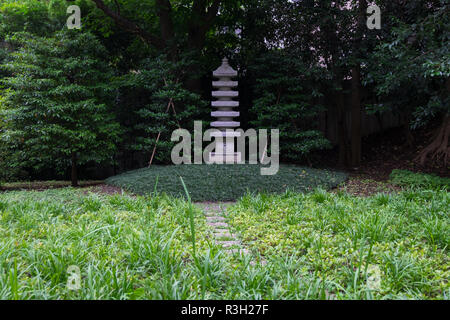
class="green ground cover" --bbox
[227,189,449,299]
[0,189,213,299]
[390,170,450,191]
[0,181,103,191]
[0,186,448,299]
[105,165,347,201]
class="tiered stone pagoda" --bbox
[209,58,241,164]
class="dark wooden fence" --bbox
[320,106,402,145]
[318,81,403,145]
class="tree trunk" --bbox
[71,152,78,187]
[350,65,362,167]
[403,113,415,147]
[416,114,450,165]
[336,90,349,167]
[417,78,450,165]
[184,49,204,93]
[349,0,367,167]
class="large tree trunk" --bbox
[402,112,415,147]
[416,114,450,166]
[349,0,367,167]
[156,0,178,61]
[71,152,78,187]
[336,90,349,167]
[350,65,362,167]
[416,79,450,165]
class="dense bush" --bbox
[116,54,207,166]
[249,50,331,162]
[0,31,121,185]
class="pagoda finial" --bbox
[213,57,237,78]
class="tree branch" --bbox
[196,0,221,37]
[205,0,221,25]
[192,0,207,16]
[113,0,120,15]
[156,0,175,46]
[90,0,164,49]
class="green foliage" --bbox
[0,189,211,299]
[0,30,121,177]
[116,54,207,164]
[228,189,449,299]
[0,188,447,299]
[0,180,103,190]
[105,165,347,201]
[367,1,450,128]
[0,0,56,37]
[249,50,331,162]
[389,169,450,191]
[0,0,448,176]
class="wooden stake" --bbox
[148,98,173,167]
[260,141,268,164]
[148,77,182,167]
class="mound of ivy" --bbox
[105,165,347,201]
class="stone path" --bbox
[196,202,249,256]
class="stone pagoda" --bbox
[209,58,241,164]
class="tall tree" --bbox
[368,0,449,165]
[350,0,367,167]
[1,31,121,186]
[89,0,223,91]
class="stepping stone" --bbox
[228,248,249,255]
[206,216,226,222]
[200,201,260,263]
[208,222,228,228]
[214,229,232,237]
[217,240,241,248]
[250,260,267,266]
[215,234,233,240]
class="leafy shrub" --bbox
[0,31,121,184]
[389,170,450,190]
[249,50,331,163]
[116,53,207,165]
